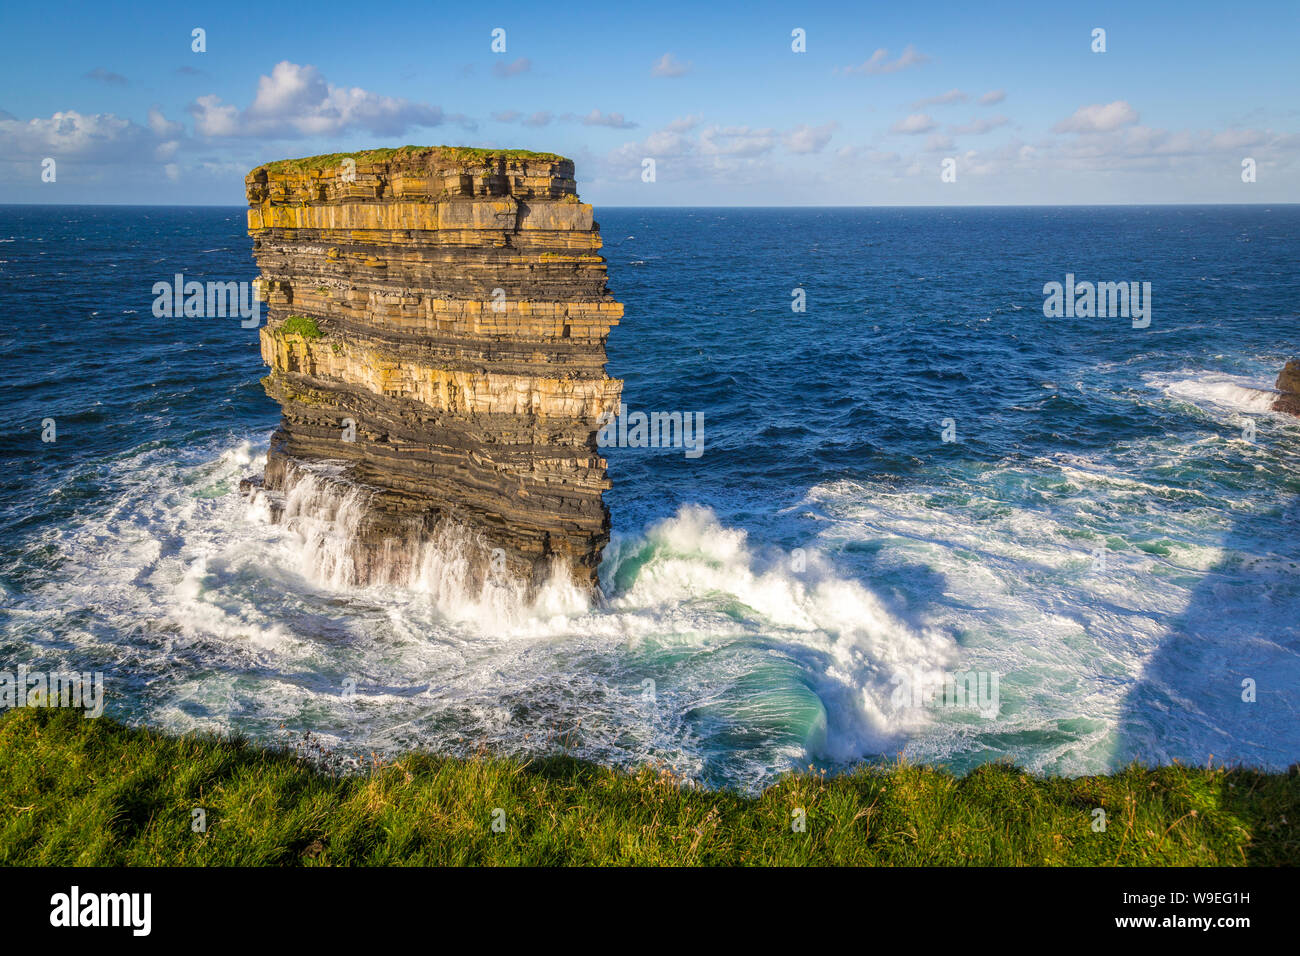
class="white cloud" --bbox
[701,125,776,157]
[493,58,532,78]
[651,53,691,78]
[891,113,937,134]
[189,94,240,137]
[1040,121,1287,175]
[190,61,453,138]
[147,107,184,138]
[950,115,1009,135]
[496,108,638,129]
[0,107,196,193]
[979,89,1006,105]
[578,109,637,129]
[1053,100,1139,134]
[641,123,695,156]
[783,122,838,154]
[1210,128,1268,149]
[247,61,327,119]
[841,45,930,76]
[0,110,146,160]
[912,89,967,109]
[605,116,699,172]
[834,146,904,168]
[603,115,791,184]
[595,102,1296,200]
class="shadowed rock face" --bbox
[244,147,623,594]
[1275,360,1300,416]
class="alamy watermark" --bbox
[890,668,1000,719]
[1042,273,1151,328]
[597,403,704,459]
[151,273,262,328]
[50,886,150,936]
[1,665,105,718]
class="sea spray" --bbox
[602,505,958,760]
[257,458,590,626]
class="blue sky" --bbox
[1,0,1296,204]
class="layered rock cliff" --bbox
[1274,360,1300,416]
[243,146,622,596]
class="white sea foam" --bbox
[1150,371,1280,415]
[258,459,591,630]
[798,420,1300,775]
[602,504,958,758]
[8,415,1297,787]
[5,438,963,788]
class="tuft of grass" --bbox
[280,315,322,339]
[1,709,1296,866]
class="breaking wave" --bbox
[1151,371,1281,415]
[254,460,590,628]
[2,437,961,790]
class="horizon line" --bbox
[1,201,1297,209]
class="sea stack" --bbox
[1274,360,1300,416]
[243,147,623,595]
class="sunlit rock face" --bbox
[244,147,623,595]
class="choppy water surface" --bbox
[1,204,1297,790]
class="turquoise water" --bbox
[1,204,1297,790]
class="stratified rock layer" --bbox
[245,147,622,593]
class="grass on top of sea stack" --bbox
[254,145,568,174]
[1,709,1296,866]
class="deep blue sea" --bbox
[1,204,1297,791]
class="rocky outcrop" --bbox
[243,146,622,595]
[1274,360,1300,416]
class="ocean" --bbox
[1,204,1297,791]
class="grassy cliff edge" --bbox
[1,709,1295,866]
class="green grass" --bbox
[279,314,322,339]
[1,709,1296,866]
[254,145,567,175]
